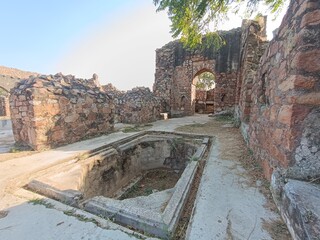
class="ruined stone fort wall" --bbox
[117,87,163,124]
[248,0,320,180]
[102,84,163,124]
[154,29,241,117]
[10,74,114,150]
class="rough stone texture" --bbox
[0,75,22,93]
[249,0,320,180]
[0,65,38,93]
[195,89,215,113]
[102,83,125,123]
[9,73,114,150]
[153,29,241,117]
[271,178,320,240]
[117,87,163,124]
[236,17,269,123]
[0,96,10,117]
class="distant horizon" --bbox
[0,0,289,91]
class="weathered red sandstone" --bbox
[9,73,114,150]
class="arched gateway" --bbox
[153,21,266,117]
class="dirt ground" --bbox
[173,116,291,240]
[120,168,181,200]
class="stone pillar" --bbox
[0,96,10,117]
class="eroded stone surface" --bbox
[153,29,242,117]
[271,178,320,240]
[9,73,115,150]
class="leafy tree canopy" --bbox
[153,0,287,48]
[195,72,215,90]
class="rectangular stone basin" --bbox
[27,131,210,238]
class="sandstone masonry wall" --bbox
[118,87,163,124]
[10,73,114,150]
[236,18,268,124]
[248,0,320,180]
[102,83,125,123]
[154,29,241,117]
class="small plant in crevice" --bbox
[214,114,234,122]
[63,209,99,225]
[122,123,153,133]
[144,187,153,196]
[9,143,33,153]
[188,155,199,162]
[28,198,54,209]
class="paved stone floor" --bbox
[0,115,289,239]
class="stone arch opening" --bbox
[192,70,216,114]
[0,86,9,97]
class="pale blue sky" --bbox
[0,1,288,90]
[0,1,141,74]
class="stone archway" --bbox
[0,86,9,96]
[0,75,21,94]
[153,28,242,117]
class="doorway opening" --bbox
[192,71,216,114]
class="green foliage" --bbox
[28,198,54,208]
[195,72,215,90]
[63,209,99,224]
[214,114,234,122]
[154,0,288,48]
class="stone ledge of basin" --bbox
[120,188,174,212]
[193,144,207,160]
[202,137,209,144]
[146,130,212,139]
[27,180,83,207]
[116,134,180,152]
[84,146,116,159]
[76,132,145,157]
[83,160,199,238]
[272,178,320,240]
[84,196,168,238]
[162,161,198,232]
[14,187,152,240]
[82,148,118,163]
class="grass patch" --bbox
[214,114,234,122]
[122,126,142,133]
[63,209,99,225]
[9,143,33,153]
[122,123,153,133]
[28,198,54,208]
[188,123,204,128]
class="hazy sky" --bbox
[0,0,288,90]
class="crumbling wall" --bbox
[0,96,10,117]
[154,29,241,117]
[236,17,268,124]
[118,87,163,124]
[102,83,125,123]
[248,0,320,180]
[10,73,114,150]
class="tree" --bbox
[153,0,287,48]
[195,72,215,90]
